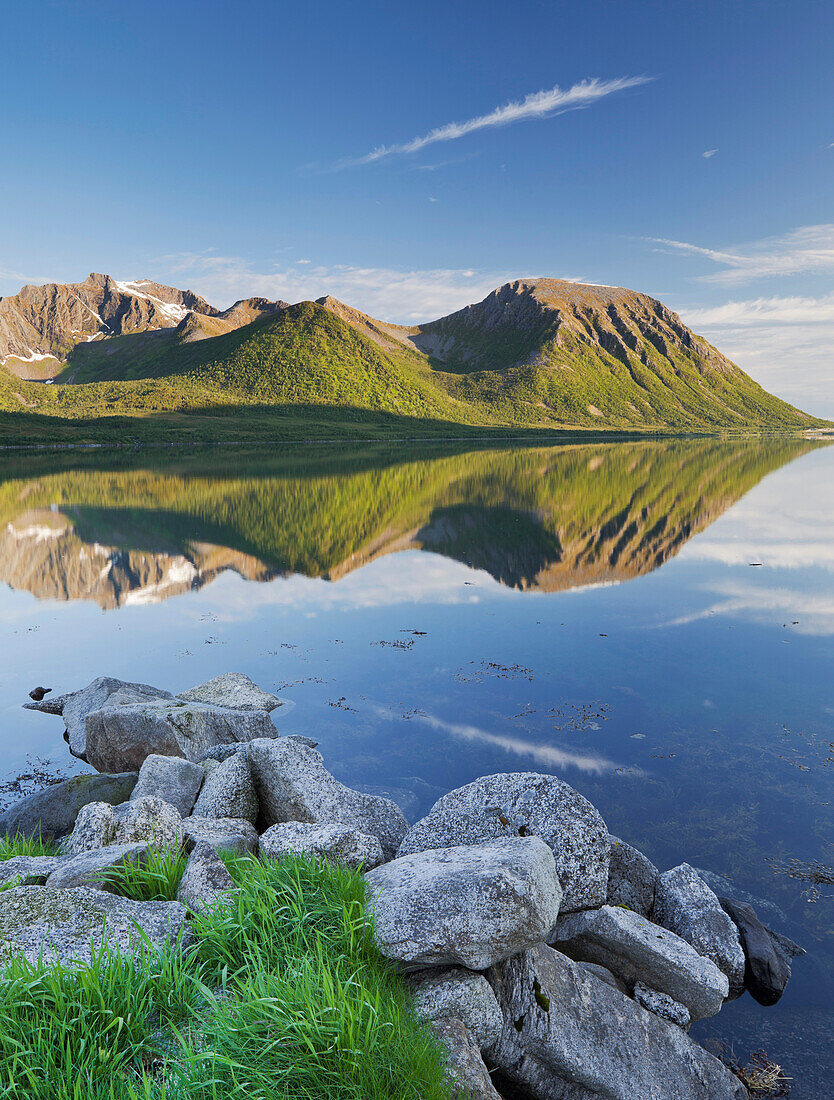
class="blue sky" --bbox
[1,0,832,413]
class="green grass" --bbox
[95,848,189,902]
[0,853,454,1100]
[0,834,59,860]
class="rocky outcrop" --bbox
[487,943,747,1100]
[60,677,175,759]
[365,837,563,971]
[247,737,408,858]
[259,821,384,870]
[397,773,609,912]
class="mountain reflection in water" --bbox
[0,438,818,608]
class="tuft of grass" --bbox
[0,834,59,860]
[96,847,189,902]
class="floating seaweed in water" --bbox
[0,755,69,811]
[767,855,834,903]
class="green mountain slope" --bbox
[0,278,826,440]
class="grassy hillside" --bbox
[0,292,826,444]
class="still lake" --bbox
[0,437,831,1093]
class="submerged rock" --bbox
[397,772,609,912]
[550,904,728,1021]
[247,737,408,858]
[259,821,384,870]
[607,835,658,917]
[653,863,745,998]
[85,700,279,773]
[365,836,562,971]
[408,967,503,1051]
[719,897,796,1006]
[0,885,192,964]
[0,772,138,840]
[192,752,258,823]
[178,673,282,712]
[130,755,205,817]
[177,841,235,914]
[487,943,746,1100]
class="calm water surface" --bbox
[0,438,832,1094]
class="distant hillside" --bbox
[0,273,826,439]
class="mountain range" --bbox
[0,272,825,436]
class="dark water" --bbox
[0,437,832,1095]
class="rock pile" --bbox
[5,672,805,1099]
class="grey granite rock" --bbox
[46,843,149,889]
[247,737,408,858]
[606,835,658,917]
[0,885,192,965]
[429,1018,503,1100]
[61,677,174,758]
[85,700,279,773]
[550,904,728,1021]
[192,753,258,824]
[654,863,745,998]
[112,797,183,850]
[0,856,63,886]
[23,692,70,715]
[259,821,384,870]
[177,841,235,914]
[397,773,609,913]
[365,837,562,971]
[61,801,117,854]
[0,772,138,840]
[572,959,629,995]
[633,981,691,1029]
[181,816,258,856]
[131,755,205,817]
[408,967,503,1051]
[488,944,746,1100]
[178,673,282,712]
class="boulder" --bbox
[572,959,629,995]
[0,856,63,886]
[192,753,258,823]
[60,677,174,758]
[84,700,279,773]
[365,837,562,971]
[429,1018,503,1100]
[550,904,728,1021]
[606,836,657,917]
[653,863,745,997]
[181,816,259,856]
[396,773,609,913]
[0,885,192,965]
[0,772,138,840]
[178,673,282,712]
[177,841,235,914]
[487,943,747,1100]
[633,982,690,1029]
[259,822,384,870]
[247,737,408,858]
[46,843,149,889]
[131,755,205,817]
[719,897,793,1006]
[407,967,503,1051]
[112,797,183,850]
[198,744,244,764]
[61,801,117,854]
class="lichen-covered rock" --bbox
[181,816,258,856]
[112,797,183,850]
[408,967,503,1051]
[61,801,117,854]
[0,856,63,886]
[0,885,192,965]
[487,944,746,1100]
[633,981,690,1029]
[607,835,658,917]
[178,673,282,713]
[0,772,138,840]
[60,677,174,758]
[550,904,728,1021]
[396,773,609,912]
[130,755,205,817]
[197,744,244,764]
[247,737,408,858]
[365,837,562,971]
[192,753,258,823]
[573,958,629,995]
[653,863,745,998]
[429,1018,503,1100]
[259,822,384,870]
[85,700,279,773]
[177,841,235,914]
[46,843,149,889]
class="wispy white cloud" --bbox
[685,293,834,327]
[336,76,652,168]
[702,148,718,158]
[650,224,834,285]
